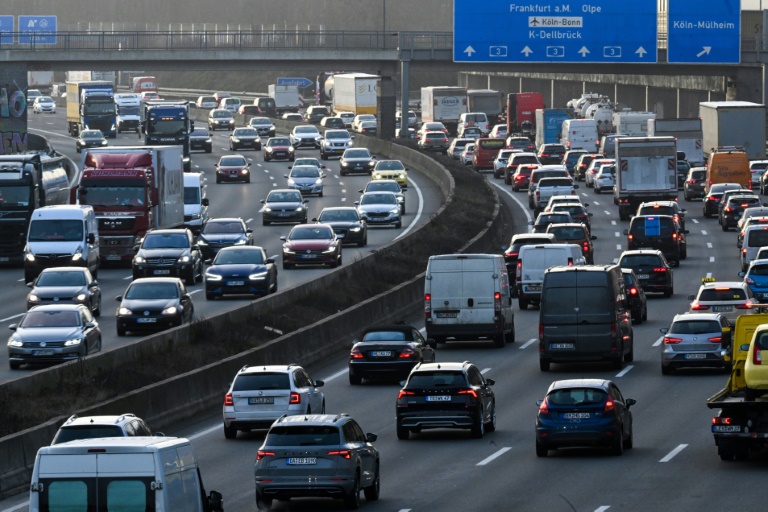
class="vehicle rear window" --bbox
[548,226,585,240]
[620,254,662,267]
[52,426,124,444]
[265,426,340,446]
[691,170,706,180]
[698,288,746,301]
[532,171,568,183]
[463,114,487,123]
[477,139,505,150]
[749,264,768,276]
[407,371,466,388]
[233,373,290,391]
[755,332,768,350]
[362,331,407,342]
[547,388,606,405]
[539,178,573,187]
[629,218,673,237]
[747,229,768,247]
[513,155,538,164]
[669,320,720,335]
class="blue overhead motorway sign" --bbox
[667,0,740,64]
[18,16,57,45]
[0,16,12,45]
[276,77,313,88]
[453,0,657,63]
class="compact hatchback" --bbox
[115,278,194,336]
[254,414,379,510]
[208,108,235,131]
[215,155,251,184]
[688,278,755,322]
[703,183,744,218]
[223,364,325,439]
[27,267,101,316]
[418,131,450,152]
[546,223,596,264]
[660,313,732,375]
[285,165,326,197]
[537,144,566,165]
[741,259,768,302]
[683,167,707,201]
[617,249,674,297]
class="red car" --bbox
[280,223,342,269]
[263,137,295,162]
[215,155,251,184]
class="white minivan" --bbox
[24,205,100,284]
[560,119,599,151]
[183,172,209,234]
[424,254,515,347]
[740,225,768,271]
[29,437,223,512]
[220,97,241,112]
[459,112,490,135]
[515,243,586,309]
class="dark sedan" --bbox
[348,324,436,384]
[204,246,278,299]
[535,379,636,457]
[189,128,213,153]
[8,304,102,369]
[215,155,251,184]
[549,203,593,232]
[229,127,262,151]
[27,267,101,316]
[196,217,253,260]
[115,278,194,336]
[75,129,107,153]
[280,224,341,269]
[314,207,368,247]
[617,249,674,297]
[131,229,204,285]
[339,148,376,176]
[261,189,308,226]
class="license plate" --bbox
[436,312,458,318]
[550,343,575,349]
[713,425,741,433]
[637,274,649,279]
[760,293,768,299]
[228,281,244,286]
[248,397,274,405]
[0,257,9,262]
[713,306,733,312]
[33,349,54,356]
[300,254,317,259]
[685,353,707,359]
[153,269,171,275]
[337,234,345,238]
[287,458,316,465]
[526,285,542,292]
[277,212,290,217]
[370,351,392,357]
[106,254,121,261]
[563,412,590,419]
[136,317,157,323]
[426,396,451,402]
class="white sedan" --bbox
[594,164,616,194]
[32,96,56,114]
[461,143,475,165]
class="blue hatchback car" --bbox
[741,259,768,303]
[535,379,636,457]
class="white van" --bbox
[220,97,241,112]
[740,225,768,271]
[114,92,142,133]
[560,119,599,151]
[29,437,223,512]
[515,243,586,309]
[183,173,209,234]
[424,254,515,347]
[459,112,490,135]
[25,205,100,284]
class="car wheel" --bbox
[504,323,515,344]
[722,222,729,232]
[9,360,21,370]
[493,333,505,348]
[76,147,81,153]
[282,262,293,270]
[539,358,550,372]
[320,152,326,160]
[471,410,485,439]
[642,306,648,321]
[358,236,367,247]
[512,185,519,192]
[661,364,674,375]
[262,219,270,226]
[216,177,221,184]
[92,299,101,317]
[396,423,409,440]
[363,464,380,501]
[223,424,237,440]
[206,147,212,154]
[595,187,601,194]
[117,325,126,337]
[664,286,673,298]
[612,429,625,456]
[623,427,634,449]
[256,491,272,511]
[264,155,270,162]
[395,221,402,229]
[343,473,361,510]
[485,403,497,432]
[246,177,251,184]
[624,339,634,363]
[185,272,195,286]
[518,297,529,310]
[718,446,736,461]
[536,440,548,457]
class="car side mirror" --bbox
[311,217,319,222]
[622,229,629,235]
[588,212,594,217]
[87,233,95,244]
[181,294,191,301]
[208,490,224,512]
[485,378,495,386]
[739,271,745,277]
[660,327,669,334]
[740,343,751,352]
[90,280,99,287]
[115,296,123,302]
[279,236,287,241]
[26,282,33,288]
[314,379,324,387]
[366,433,378,443]
[528,220,534,225]
[204,259,212,265]
[626,398,637,408]
[536,399,543,406]
[9,324,17,331]
[684,230,690,234]
[85,322,97,329]
[260,200,266,204]
[283,175,289,179]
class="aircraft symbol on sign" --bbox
[531,18,540,26]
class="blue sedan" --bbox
[204,246,278,299]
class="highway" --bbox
[1,118,763,511]
[0,112,444,384]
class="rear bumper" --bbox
[426,321,507,340]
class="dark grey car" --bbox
[660,313,732,374]
[339,148,376,176]
[683,167,706,201]
[27,267,101,316]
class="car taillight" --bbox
[327,450,351,459]
[629,286,638,295]
[653,267,667,272]
[458,389,478,399]
[672,233,678,240]
[224,393,234,406]
[746,276,755,285]
[687,179,696,184]
[538,322,544,341]
[350,347,364,359]
[604,398,616,413]
[754,346,762,365]
[743,248,748,255]
[516,260,523,281]
[725,207,732,212]
[735,303,753,309]
[664,336,683,344]
[540,153,550,157]
[535,190,540,199]
[582,242,589,252]
[494,291,501,312]
[691,304,711,310]
[505,251,518,258]
[713,416,734,427]
[256,450,275,461]
[628,234,634,241]
[290,392,301,404]
[538,398,550,415]
[425,293,432,318]
[399,347,415,359]
[567,257,574,266]
[397,389,415,400]
[708,336,722,343]
[611,322,616,338]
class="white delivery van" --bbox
[25,205,100,284]
[114,92,142,133]
[424,254,514,347]
[560,119,599,151]
[29,437,223,512]
[183,172,209,234]
[515,243,586,309]
[459,112,490,135]
[220,97,241,112]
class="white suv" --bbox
[223,364,325,439]
[51,414,156,444]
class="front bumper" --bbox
[117,314,183,332]
[205,277,270,296]
[8,345,84,366]
[133,262,193,279]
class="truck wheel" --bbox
[539,358,551,372]
[518,297,529,310]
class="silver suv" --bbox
[320,129,353,159]
[51,414,156,444]
[660,313,732,375]
[223,364,325,439]
[255,413,380,510]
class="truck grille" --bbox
[98,217,135,230]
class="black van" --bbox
[623,215,687,266]
[254,97,277,118]
[539,265,633,371]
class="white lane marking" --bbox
[256,163,262,167]
[322,368,348,382]
[692,218,699,224]
[341,189,346,194]
[660,444,688,462]
[398,510,412,512]
[701,230,708,235]
[476,447,512,466]
[710,256,715,263]
[707,272,712,278]
[520,338,537,349]
[339,181,345,186]
[595,507,611,512]
[189,423,221,441]
[616,364,633,377]
[707,243,713,248]
[341,198,346,202]
[604,210,611,215]
[269,176,274,181]
[614,231,620,237]
[616,244,622,250]
[490,181,532,223]
[653,336,663,347]
[481,368,491,374]
[246,218,253,224]
[611,220,616,226]
[189,290,201,295]
[593,201,600,206]
[123,275,133,280]
[29,127,75,140]
[395,178,424,240]
[0,313,24,323]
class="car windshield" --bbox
[235,129,258,137]
[21,310,80,328]
[345,150,371,159]
[125,282,179,300]
[325,131,349,139]
[319,209,359,222]
[142,233,188,249]
[293,159,321,168]
[190,129,209,137]
[250,118,271,126]
[376,161,405,171]
[366,182,399,193]
[547,388,607,406]
[426,133,444,139]
[37,97,53,103]
[28,220,83,242]
[291,167,320,178]
[36,271,86,287]
[81,131,103,140]
[295,126,319,134]
[212,110,231,118]
[289,226,332,240]
[213,249,264,265]
[669,320,721,335]
[265,426,340,447]
[361,331,407,342]
[219,156,247,167]
[268,138,290,146]
[426,123,444,130]
[234,373,289,391]
[548,226,585,240]
[268,192,301,203]
[361,193,396,205]
[698,288,746,301]
[407,371,466,388]
[203,221,244,234]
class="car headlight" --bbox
[287,179,295,185]
[101,140,108,146]
[234,238,248,245]
[64,338,82,346]
[367,161,375,167]
[314,136,321,141]
[249,271,267,280]
[390,208,400,215]
[265,147,274,152]
[241,169,249,174]
[322,245,337,253]
[315,179,322,185]
[228,119,234,124]
[288,146,295,152]
[232,137,240,143]
[75,293,87,302]
[347,140,354,146]
[349,226,361,232]
[296,206,304,212]
[179,256,190,263]
[134,256,145,264]
[71,252,82,261]
[118,307,132,315]
[399,173,406,179]
[8,339,23,347]
[373,173,382,179]
[189,213,201,220]
[205,272,222,281]
[205,138,212,143]
[25,253,35,262]
[341,161,349,167]
[162,306,178,315]
[283,247,295,254]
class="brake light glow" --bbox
[629,287,638,295]
[538,398,550,415]
[754,346,762,365]
[691,304,711,310]
[397,390,415,400]
[735,303,753,309]
[224,393,234,406]
[708,337,722,343]
[399,347,415,359]
[256,451,275,461]
[516,260,523,281]
[539,322,544,341]
[604,398,616,413]
[505,251,519,258]
[458,389,478,399]
[494,291,501,312]
[350,347,364,359]
[425,293,431,318]
[582,241,589,252]
[290,392,301,404]
[327,450,351,459]
[664,336,683,344]
[713,417,733,426]
[653,267,667,272]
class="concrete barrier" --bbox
[0,117,500,499]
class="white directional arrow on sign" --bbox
[464,46,475,57]
[696,46,712,58]
[521,46,533,57]
[636,46,647,58]
[578,46,590,57]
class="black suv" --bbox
[396,361,496,440]
[703,183,745,218]
[720,194,763,231]
[636,200,687,232]
[617,249,674,297]
[132,228,203,285]
[537,144,567,165]
[624,215,687,266]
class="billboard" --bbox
[0,64,28,154]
